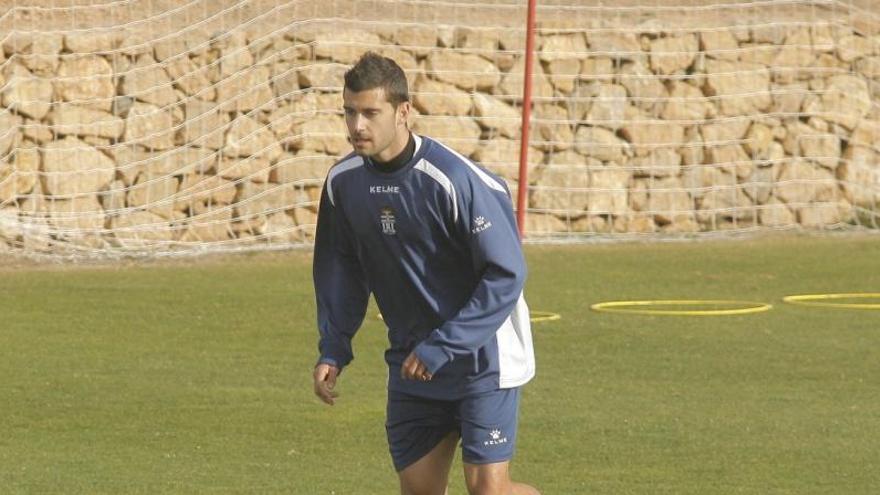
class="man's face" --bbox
[343,87,408,161]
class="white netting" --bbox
[0,0,878,259]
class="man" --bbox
[312,52,539,495]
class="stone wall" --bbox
[0,12,879,255]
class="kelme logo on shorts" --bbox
[483,429,508,446]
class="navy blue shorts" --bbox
[385,387,521,472]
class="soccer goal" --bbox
[0,0,878,259]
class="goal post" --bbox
[516,0,539,239]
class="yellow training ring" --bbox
[590,299,773,316]
[782,293,880,310]
[529,311,561,323]
[378,311,561,322]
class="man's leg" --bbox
[398,430,459,495]
[457,387,539,495]
[387,390,459,495]
[463,461,540,495]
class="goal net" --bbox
[0,0,878,259]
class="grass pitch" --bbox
[2,235,879,494]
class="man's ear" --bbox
[397,101,411,127]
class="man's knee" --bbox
[466,480,541,495]
[464,462,511,495]
[398,432,457,495]
[511,483,541,495]
[465,479,509,495]
[464,462,541,495]
[400,479,448,495]
[399,461,452,495]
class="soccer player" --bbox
[312,52,539,495]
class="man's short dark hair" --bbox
[344,52,409,107]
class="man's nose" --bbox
[353,114,367,132]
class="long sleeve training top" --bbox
[314,134,535,400]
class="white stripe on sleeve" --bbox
[434,141,507,194]
[326,155,364,206]
[414,159,458,223]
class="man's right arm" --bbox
[313,182,369,375]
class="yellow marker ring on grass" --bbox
[590,299,773,316]
[529,311,561,322]
[378,311,561,323]
[782,293,880,310]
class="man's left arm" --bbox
[411,179,526,376]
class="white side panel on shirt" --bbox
[497,292,536,388]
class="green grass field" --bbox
[2,235,879,494]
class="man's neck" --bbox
[372,132,415,173]
[374,129,411,162]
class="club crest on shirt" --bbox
[380,207,397,235]
[472,216,493,234]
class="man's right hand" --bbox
[313,363,340,405]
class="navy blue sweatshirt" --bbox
[314,134,535,400]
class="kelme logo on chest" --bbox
[370,185,400,194]
[380,207,397,235]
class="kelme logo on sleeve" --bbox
[472,216,493,234]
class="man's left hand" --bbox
[401,352,433,381]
